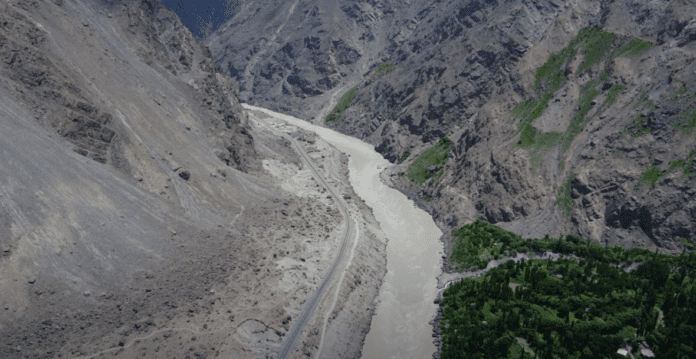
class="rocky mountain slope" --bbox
[0,1,387,358]
[208,0,696,256]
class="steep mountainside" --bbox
[209,0,696,255]
[0,1,388,358]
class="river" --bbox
[242,104,444,359]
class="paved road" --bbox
[249,112,356,359]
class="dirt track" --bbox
[250,111,358,359]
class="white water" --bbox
[243,104,444,359]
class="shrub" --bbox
[604,83,626,106]
[407,136,454,184]
[555,173,575,216]
[398,150,411,164]
[371,61,394,78]
[325,86,359,122]
[637,165,664,188]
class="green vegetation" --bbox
[398,171,404,176]
[614,37,655,58]
[604,83,625,106]
[407,136,454,184]
[634,90,656,111]
[667,149,696,177]
[561,81,599,151]
[637,165,664,188]
[681,237,695,249]
[371,61,394,78]
[424,194,433,202]
[511,95,553,136]
[669,159,686,172]
[534,47,577,93]
[555,173,575,216]
[670,83,688,103]
[634,91,647,108]
[576,28,618,74]
[449,219,683,272]
[398,150,411,164]
[677,84,688,95]
[675,107,696,136]
[325,86,359,123]
[512,27,652,170]
[519,126,563,169]
[441,220,696,359]
[626,114,650,137]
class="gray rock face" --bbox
[210,0,696,257]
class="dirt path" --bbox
[250,115,358,359]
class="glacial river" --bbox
[243,104,444,359]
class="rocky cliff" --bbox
[209,0,696,255]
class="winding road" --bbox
[248,108,357,359]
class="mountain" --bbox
[207,0,696,257]
[0,1,387,358]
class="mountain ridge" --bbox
[208,0,696,257]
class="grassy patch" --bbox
[555,173,575,217]
[604,83,626,106]
[424,194,433,202]
[511,95,553,135]
[668,159,686,172]
[407,136,454,184]
[677,84,688,95]
[576,28,618,73]
[675,108,696,135]
[562,81,599,151]
[626,114,650,137]
[634,91,647,108]
[534,47,577,93]
[637,165,664,188]
[670,84,686,102]
[325,86,359,123]
[669,149,696,177]
[398,171,404,176]
[370,61,393,78]
[616,38,655,58]
[634,90,656,111]
[510,29,655,171]
[398,150,411,164]
[524,131,563,169]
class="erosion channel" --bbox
[244,104,444,359]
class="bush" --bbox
[637,165,664,188]
[406,136,453,184]
[325,86,359,122]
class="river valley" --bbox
[244,104,445,359]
